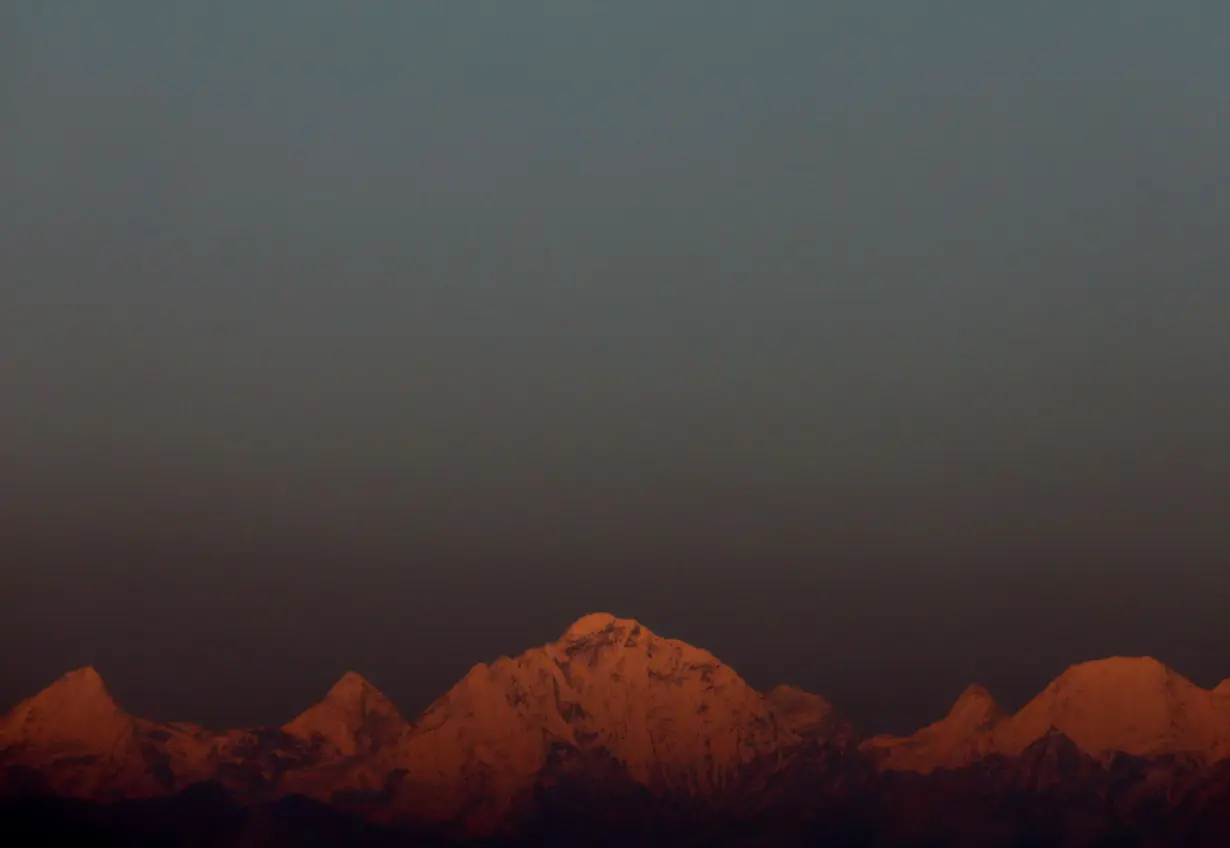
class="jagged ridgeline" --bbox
[6,614,1230,846]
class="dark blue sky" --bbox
[3,3,1229,733]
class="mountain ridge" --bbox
[864,654,1230,776]
[8,613,1230,842]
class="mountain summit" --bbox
[368,614,807,833]
[284,672,407,757]
[0,667,131,754]
[863,682,1004,772]
[1002,656,1230,759]
[0,666,175,798]
[560,611,623,641]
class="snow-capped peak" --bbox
[1000,655,1224,759]
[45,666,112,700]
[944,683,1001,726]
[561,612,625,641]
[283,672,406,757]
[0,666,134,754]
[324,671,382,703]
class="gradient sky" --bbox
[2,3,1229,734]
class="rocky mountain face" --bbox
[8,615,1230,846]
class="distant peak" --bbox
[1054,656,1174,690]
[327,671,378,700]
[284,672,405,753]
[942,683,1001,728]
[3,666,131,750]
[66,665,104,682]
[998,656,1220,760]
[314,672,399,718]
[19,666,120,717]
[561,612,634,641]
[47,666,112,700]
[954,683,996,705]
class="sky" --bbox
[2,3,1229,734]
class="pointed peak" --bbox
[953,683,996,707]
[326,671,380,701]
[63,665,106,684]
[3,667,131,750]
[284,672,406,754]
[940,683,1001,729]
[1215,679,1230,696]
[958,682,993,698]
[316,672,400,720]
[285,672,400,725]
[42,666,114,702]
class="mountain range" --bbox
[7,613,1230,846]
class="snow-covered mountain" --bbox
[864,656,1230,773]
[8,615,1230,844]
[302,613,813,833]
[283,671,409,758]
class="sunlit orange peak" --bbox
[326,671,378,699]
[562,612,628,640]
[53,666,111,698]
